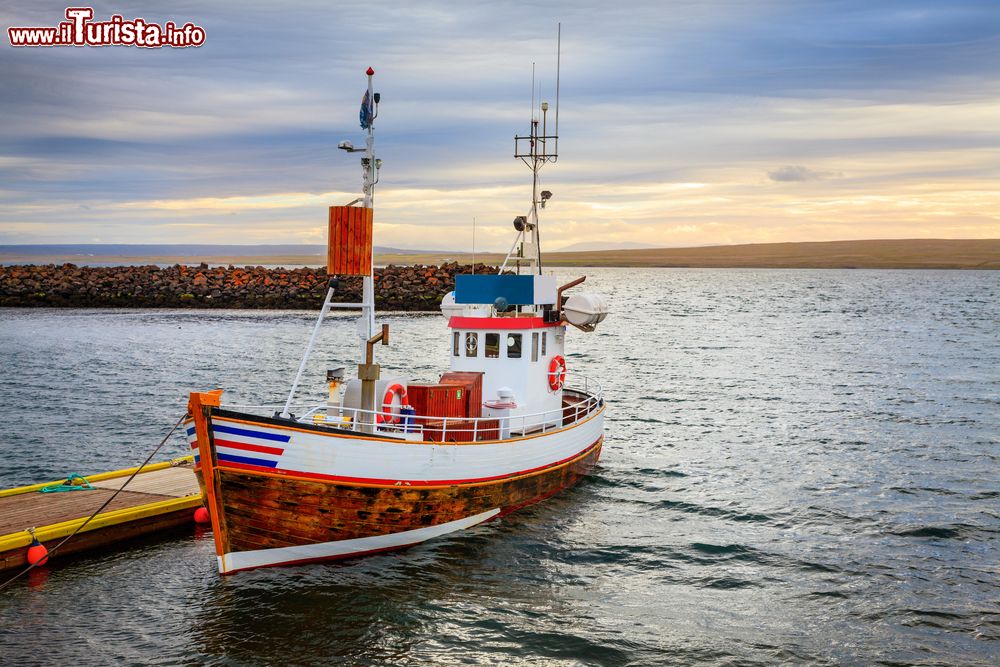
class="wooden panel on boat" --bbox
[406,384,467,421]
[439,371,484,418]
[327,205,373,276]
[215,437,602,554]
[422,418,499,442]
[562,395,587,425]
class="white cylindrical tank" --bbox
[440,291,490,320]
[341,377,408,414]
[483,387,518,440]
[563,293,609,328]
[440,291,463,319]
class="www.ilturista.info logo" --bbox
[8,7,205,48]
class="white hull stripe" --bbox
[208,424,288,468]
[210,406,605,485]
[213,423,291,444]
[218,507,501,574]
[215,446,280,468]
[187,423,199,461]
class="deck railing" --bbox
[288,378,604,441]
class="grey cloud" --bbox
[768,165,842,182]
[1,0,998,243]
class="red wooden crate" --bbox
[439,371,484,418]
[422,418,500,442]
[406,384,467,421]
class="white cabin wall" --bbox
[448,325,566,426]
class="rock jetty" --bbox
[0,263,498,310]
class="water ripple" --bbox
[1,268,998,665]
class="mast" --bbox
[358,67,378,358]
[280,67,381,418]
[502,24,560,277]
[334,66,381,358]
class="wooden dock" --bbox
[0,458,203,572]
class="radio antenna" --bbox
[504,25,563,277]
[530,62,536,123]
[555,22,561,140]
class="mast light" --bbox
[338,140,365,153]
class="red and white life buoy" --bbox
[548,355,567,391]
[377,383,408,424]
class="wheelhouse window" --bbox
[531,332,539,361]
[453,331,460,357]
[465,332,478,357]
[507,333,522,358]
[485,333,500,358]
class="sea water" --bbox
[0,268,997,665]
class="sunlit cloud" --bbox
[1,0,998,249]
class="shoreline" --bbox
[2,239,998,270]
[0,263,496,310]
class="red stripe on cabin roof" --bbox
[447,316,563,330]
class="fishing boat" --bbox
[188,65,609,574]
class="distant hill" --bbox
[2,239,997,269]
[541,238,1000,269]
[373,239,1000,270]
[0,244,435,258]
[552,241,659,252]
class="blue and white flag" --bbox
[359,90,373,129]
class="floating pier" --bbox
[0,458,203,572]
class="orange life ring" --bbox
[548,355,567,391]
[378,383,407,424]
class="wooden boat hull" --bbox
[188,392,604,574]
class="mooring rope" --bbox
[40,473,95,493]
[0,412,188,593]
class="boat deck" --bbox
[0,460,203,572]
[296,383,604,442]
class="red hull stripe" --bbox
[213,438,285,456]
[217,436,603,487]
[448,316,562,330]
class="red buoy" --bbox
[193,507,211,524]
[27,537,48,566]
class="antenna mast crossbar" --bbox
[500,24,562,279]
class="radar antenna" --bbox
[502,23,561,276]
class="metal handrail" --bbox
[288,378,604,439]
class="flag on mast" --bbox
[359,90,373,129]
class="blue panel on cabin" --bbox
[454,275,536,304]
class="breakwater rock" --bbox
[0,263,499,310]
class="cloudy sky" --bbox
[2,1,998,251]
